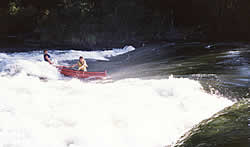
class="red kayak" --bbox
[56,66,107,79]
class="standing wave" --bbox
[0,75,233,147]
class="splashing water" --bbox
[0,46,233,147]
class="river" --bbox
[0,42,249,147]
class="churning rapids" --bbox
[0,43,249,147]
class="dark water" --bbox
[89,42,249,100]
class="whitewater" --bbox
[0,46,233,147]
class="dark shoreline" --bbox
[0,40,249,53]
[0,40,143,52]
[0,39,168,53]
[0,29,202,52]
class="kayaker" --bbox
[44,49,53,64]
[70,56,88,71]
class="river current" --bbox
[0,43,248,147]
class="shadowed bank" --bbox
[1,0,250,48]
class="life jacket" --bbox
[44,54,51,62]
[78,61,87,71]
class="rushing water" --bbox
[0,43,248,147]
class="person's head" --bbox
[79,56,84,62]
[44,49,48,54]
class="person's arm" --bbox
[45,55,53,64]
[84,60,88,67]
[70,64,77,68]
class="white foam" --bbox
[217,50,241,58]
[0,46,135,77]
[0,58,59,79]
[0,45,135,63]
[0,48,233,147]
[53,45,135,61]
[0,75,233,147]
